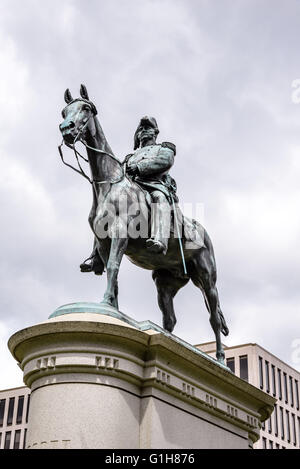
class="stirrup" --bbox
[80,254,104,275]
[80,255,94,273]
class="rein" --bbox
[58,113,125,185]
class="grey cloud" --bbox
[1,0,300,388]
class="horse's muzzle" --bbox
[59,124,76,144]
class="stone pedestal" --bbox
[8,303,275,449]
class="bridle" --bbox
[58,103,125,185]
[58,98,188,275]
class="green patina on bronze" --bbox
[49,302,231,372]
[58,85,229,363]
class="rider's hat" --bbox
[134,116,159,150]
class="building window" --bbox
[298,417,300,449]
[0,432,2,448]
[265,361,270,393]
[262,420,265,430]
[277,369,282,400]
[262,437,267,449]
[0,400,5,427]
[226,357,235,373]
[291,414,297,447]
[239,355,248,381]
[283,373,288,404]
[7,398,15,426]
[271,365,276,397]
[4,431,11,449]
[295,380,299,410]
[289,377,294,407]
[268,415,272,434]
[280,407,285,440]
[259,356,264,389]
[286,411,290,443]
[269,440,273,449]
[274,404,278,437]
[25,395,30,423]
[275,443,280,449]
[16,396,24,425]
[13,429,21,449]
[23,429,27,450]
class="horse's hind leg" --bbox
[152,269,189,333]
[190,249,228,363]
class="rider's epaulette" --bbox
[161,141,176,155]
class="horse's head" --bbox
[59,84,98,145]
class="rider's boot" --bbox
[80,249,105,275]
[146,194,170,255]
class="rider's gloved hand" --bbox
[127,163,138,176]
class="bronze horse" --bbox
[59,85,229,363]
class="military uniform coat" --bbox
[124,142,178,202]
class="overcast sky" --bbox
[1,0,300,389]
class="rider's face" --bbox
[137,124,157,145]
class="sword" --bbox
[170,194,187,276]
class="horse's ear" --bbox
[80,84,89,100]
[64,88,73,103]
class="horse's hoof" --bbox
[100,299,113,307]
[163,318,176,334]
[216,355,225,365]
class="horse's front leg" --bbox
[101,235,128,309]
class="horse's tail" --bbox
[218,307,229,336]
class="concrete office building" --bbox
[196,342,300,449]
[0,386,30,449]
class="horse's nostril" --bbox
[69,121,75,129]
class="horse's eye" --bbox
[83,105,90,112]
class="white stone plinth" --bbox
[8,303,275,449]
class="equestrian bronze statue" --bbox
[59,85,229,363]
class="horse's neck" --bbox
[86,118,122,183]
